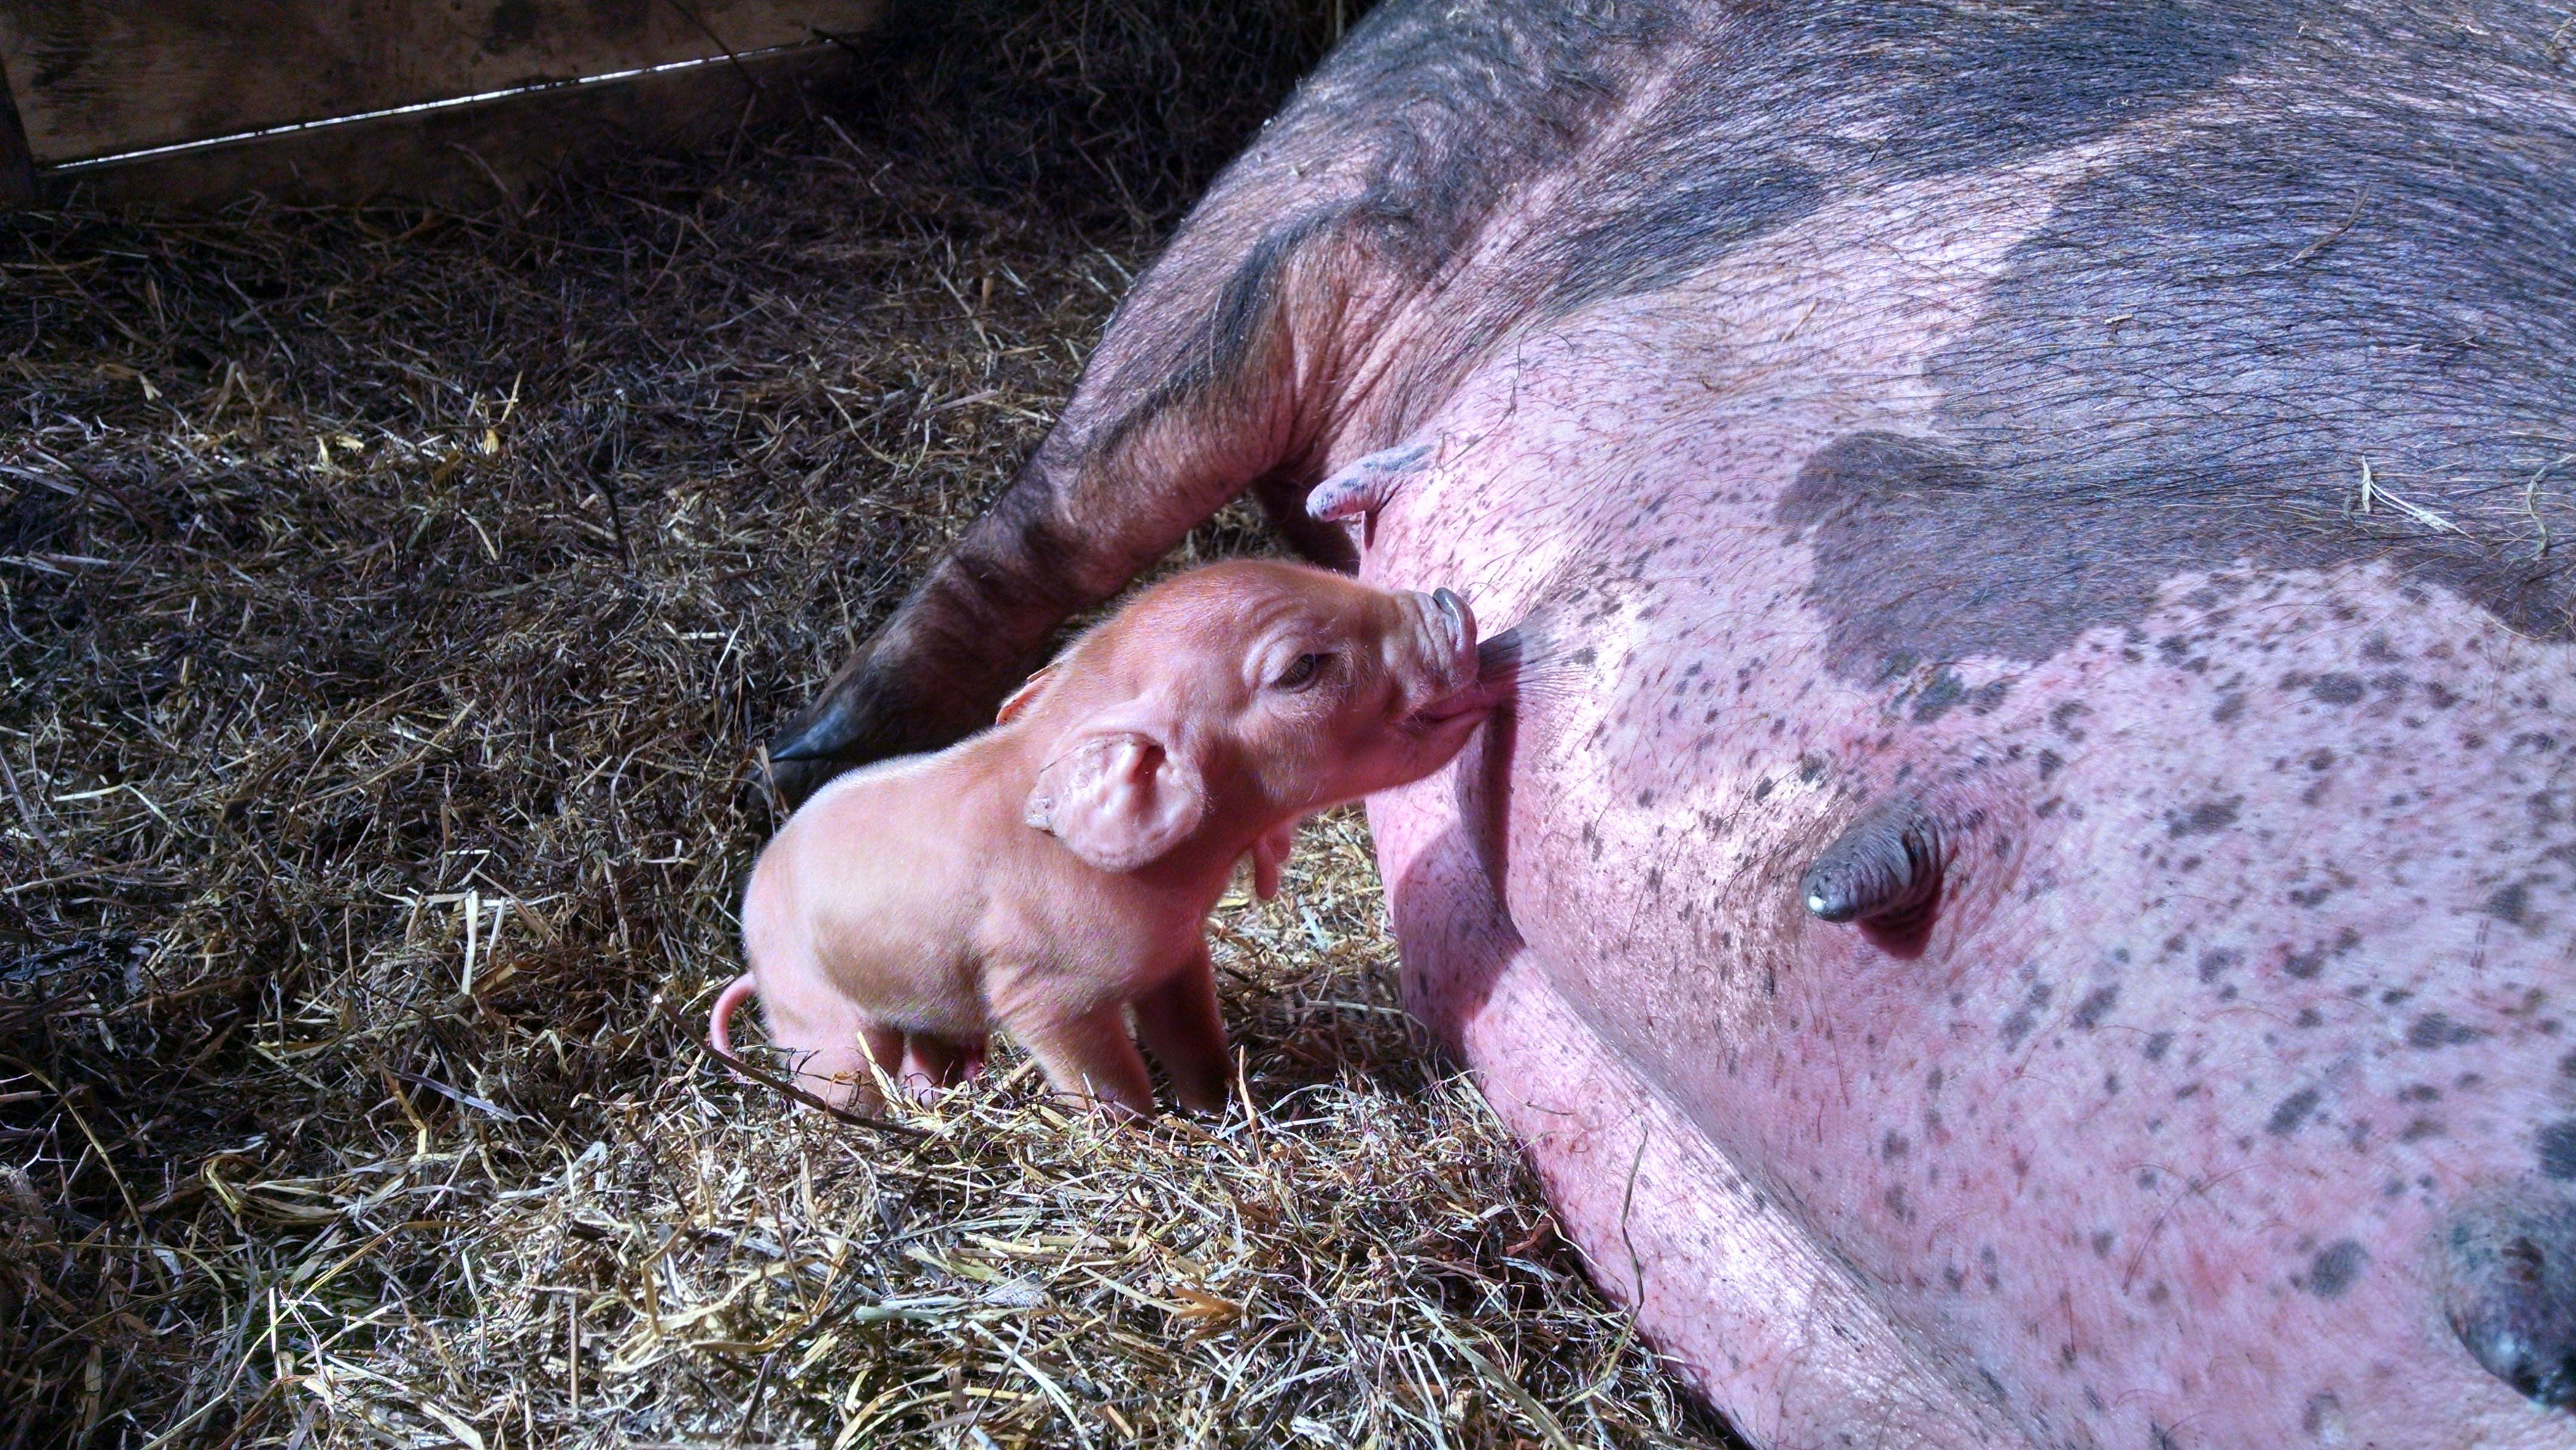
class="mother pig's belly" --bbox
[1356,345,2576,1446]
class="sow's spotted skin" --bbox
[767,2,2576,1445]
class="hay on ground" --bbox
[0,5,1738,1445]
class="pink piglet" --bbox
[712,559,1503,1119]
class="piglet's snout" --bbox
[1404,587,1480,696]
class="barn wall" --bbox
[0,1,880,206]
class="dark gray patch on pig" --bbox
[1774,17,2576,677]
[1546,166,1827,307]
[1775,432,2344,680]
[1911,668,1968,724]
[2540,1121,2576,1181]
[2442,1186,2576,1406]
[1535,2,2268,309]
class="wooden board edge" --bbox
[23,36,864,212]
[0,58,38,207]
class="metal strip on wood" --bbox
[0,1,880,165]
[47,40,854,209]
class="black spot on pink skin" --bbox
[1999,984,2051,1051]
[2072,985,2119,1030]
[2409,1013,2483,1049]
[2143,1031,2174,1061]
[2268,1086,2322,1135]
[2488,883,2533,926]
[2308,1240,2368,1299]
[2308,673,2368,705]
[2166,797,2241,837]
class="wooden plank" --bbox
[0,0,879,165]
[38,38,862,210]
[0,58,35,207]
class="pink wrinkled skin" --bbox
[719,560,1494,1117]
[1347,255,2576,1448]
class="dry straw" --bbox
[0,3,1735,1445]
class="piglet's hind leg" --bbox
[1132,949,1230,1114]
[762,995,900,1113]
[1011,1002,1156,1119]
[894,1033,989,1102]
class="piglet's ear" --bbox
[1024,732,1205,873]
[995,664,1058,724]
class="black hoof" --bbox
[761,650,977,810]
[761,752,856,814]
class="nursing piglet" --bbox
[713,559,1498,1119]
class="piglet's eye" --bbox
[1272,653,1329,690]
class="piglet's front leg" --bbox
[1131,946,1230,1114]
[1008,1000,1158,1120]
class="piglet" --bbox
[712,559,1500,1119]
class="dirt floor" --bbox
[0,4,1738,1447]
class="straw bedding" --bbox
[0,4,1738,1445]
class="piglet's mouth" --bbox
[1403,618,1537,729]
[1401,587,1492,730]
[1407,693,1494,730]
[1411,590,1504,726]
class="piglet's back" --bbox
[744,748,1003,1028]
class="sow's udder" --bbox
[1351,277,2576,1446]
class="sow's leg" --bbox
[762,0,2576,1440]
[761,0,1688,802]
[1361,123,2576,1446]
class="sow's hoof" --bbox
[761,751,850,814]
[2443,1185,2576,1405]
